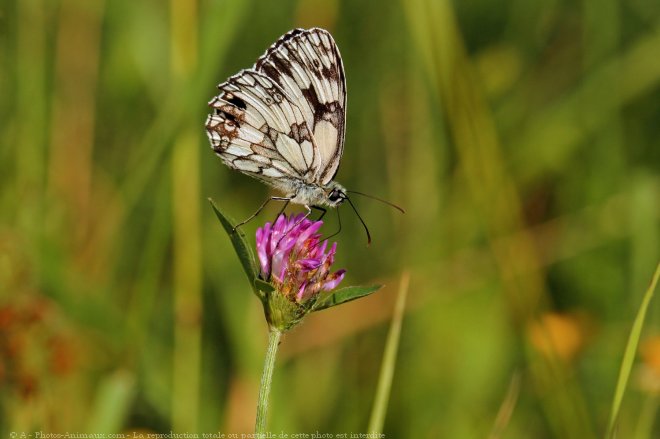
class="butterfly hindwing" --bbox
[206,69,320,184]
[255,28,346,185]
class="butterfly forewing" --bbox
[255,28,346,185]
[206,27,346,201]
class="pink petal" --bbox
[296,281,308,301]
[297,258,322,271]
[294,221,322,250]
[322,269,346,291]
[255,222,272,276]
[272,248,291,282]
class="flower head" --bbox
[256,214,345,305]
[209,200,379,333]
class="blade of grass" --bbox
[607,262,660,438]
[488,371,521,439]
[16,0,48,202]
[87,370,135,433]
[171,130,203,433]
[368,271,409,434]
[170,0,202,430]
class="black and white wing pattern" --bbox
[255,28,346,185]
[206,69,318,185]
[206,28,346,191]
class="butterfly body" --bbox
[287,180,346,208]
[206,28,347,212]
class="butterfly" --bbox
[206,28,403,241]
[206,28,349,214]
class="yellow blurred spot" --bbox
[640,336,660,376]
[637,336,660,393]
[528,312,586,361]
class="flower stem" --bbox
[255,328,282,435]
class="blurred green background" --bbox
[1,0,660,437]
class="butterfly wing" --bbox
[255,28,346,185]
[206,69,320,189]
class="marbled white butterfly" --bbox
[206,28,401,240]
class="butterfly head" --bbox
[324,182,347,208]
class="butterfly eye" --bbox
[328,190,343,203]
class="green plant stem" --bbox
[368,272,409,434]
[255,328,282,435]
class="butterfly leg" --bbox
[233,196,291,232]
[278,205,313,244]
[311,206,327,221]
[287,205,313,231]
[274,199,290,222]
[322,207,343,241]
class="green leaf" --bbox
[254,278,275,294]
[311,284,382,312]
[208,198,259,294]
[607,262,660,438]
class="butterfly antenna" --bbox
[346,190,405,214]
[345,196,371,245]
